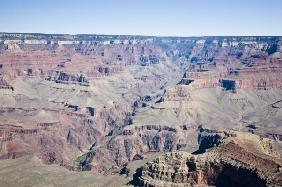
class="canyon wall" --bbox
[0,33,281,178]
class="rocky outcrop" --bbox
[136,132,282,187]
[196,128,231,153]
[0,77,13,90]
[163,87,191,101]
[45,71,89,86]
[104,124,198,168]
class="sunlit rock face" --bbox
[0,33,281,180]
[136,131,282,187]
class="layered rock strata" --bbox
[137,132,282,187]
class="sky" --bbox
[0,0,282,36]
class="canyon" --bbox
[0,33,281,186]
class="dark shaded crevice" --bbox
[215,165,267,187]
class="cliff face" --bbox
[0,33,281,179]
[137,131,282,187]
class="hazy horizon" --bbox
[1,0,282,36]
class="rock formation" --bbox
[136,131,282,187]
[0,33,281,186]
